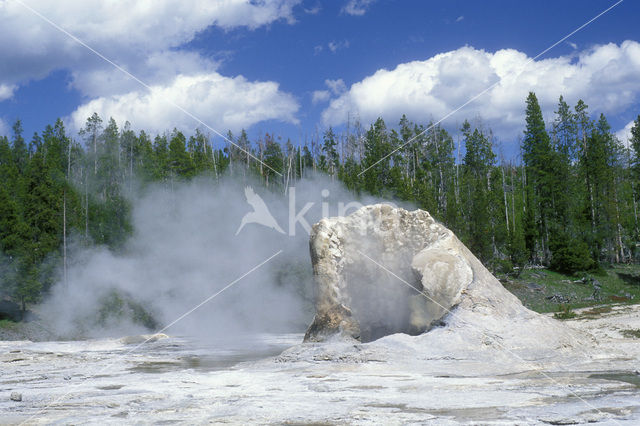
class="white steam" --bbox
[39,174,400,342]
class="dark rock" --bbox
[526,282,544,292]
[10,392,22,402]
[546,294,570,304]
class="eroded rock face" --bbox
[305,204,470,342]
[303,204,585,353]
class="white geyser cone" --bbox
[303,204,588,361]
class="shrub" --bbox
[553,304,576,320]
[550,238,595,275]
[491,258,514,275]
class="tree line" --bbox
[1,93,640,311]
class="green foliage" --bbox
[168,129,194,179]
[508,226,528,276]
[461,121,495,263]
[97,290,158,330]
[322,127,339,176]
[553,304,577,320]
[490,258,514,275]
[522,92,558,262]
[0,319,17,329]
[620,329,640,339]
[549,237,596,274]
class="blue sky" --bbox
[0,0,639,159]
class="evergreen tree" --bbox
[168,129,194,179]
[79,113,103,175]
[322,127,339,177]
[11,120,28,174]
[551,96,577,231]
[262,133,284,186]
[521,92,556,263]
[461,121,495,262]
[630,116,640,182]
[153,134,170,181]
[361,118,392,196]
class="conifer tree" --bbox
[461,120,495,262]
[521,92,555,262]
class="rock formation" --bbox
[304,204,585,357]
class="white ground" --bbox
[1,305,639,425]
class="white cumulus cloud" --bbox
[0,0,301,98]
[312,79,347,104]
[321,41,640,141]
[0,84,16,102]
[325,78,347,95]
[69,73,300,135]
[616,118,638,147]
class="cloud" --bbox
[325,79,346,95]
[69,72,299,135]
[304,3,321,14]
[321,41,640,141]
[0,84,16,102]
[316,41,350,55]
[0,0,302,97]
[312,79,347,104]
[312,90,331,104]
[69,50,220,98]
[616,118,638,147]
[341,0,376,16]
[455,16,464,22]
[328,40,350,53]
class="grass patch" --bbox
[500,264,640,314]
[620,329,640,339]
[553,305,577,320]
[576,305,613,319]
[0,319,17,329]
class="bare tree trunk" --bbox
[501,164,509,233]
[632,182,639,239]
[284,155,292,195]
[64,140,71,286]
[259,140,264,177]
[613,180,624,263]
[63,190,67,287]
[511,166,516,233]
[434,128,445,213]
[84,169,89,240]
[455,135,461,203]
[93,130,99,175]
[212,144,218,180]
[522,166,526,214]
[299,145,303,178]
[130,136,134,194]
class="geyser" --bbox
[305,204,467,342]
[303,204,586,354]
